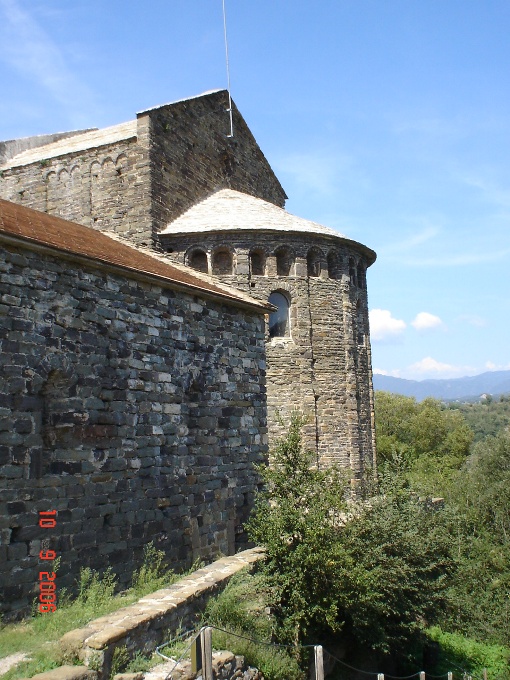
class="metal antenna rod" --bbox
[222,0,234,138]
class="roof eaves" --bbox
[0,230,272,313]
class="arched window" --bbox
[212,249,233,275]
[349,258,357,286]
[275,247,293,277]
[268,292,290,338]
[189,249,208,273]
[327,250,342,280]
[250,250,265,276]
[307,248,322,277]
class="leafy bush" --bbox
[204,570,271,638]
[211,627,305,680]
[246,413,454,660]
[375,392,473,496]
[131,542,172,596]
[375,392,510,651]
[442,434,510,646]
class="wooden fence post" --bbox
[190,633,201,673]
[483,669,488,680]
[420,673,425,680]
[447,673,453,680]
[200,626,213,680]
[313,645,324,680]
[377,674,384,680]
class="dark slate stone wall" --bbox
[0,242,267,618]
[146,90,287,237]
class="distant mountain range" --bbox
[373,370,510,402]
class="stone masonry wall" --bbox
[0,129,96,166]
[160,230,376,475]
[0,133,154,247]
[145,90,287,237]
[0,91,287,249]
[0,242,268,617]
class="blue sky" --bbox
[1,0,508,380]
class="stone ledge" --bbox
[59,548,264,680]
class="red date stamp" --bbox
[38,510,57,613]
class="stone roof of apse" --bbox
[162,190,377,263]
[162,189,343,238]
[0,199,270,311]
[1,121,137,169]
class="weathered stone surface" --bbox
[0,89,377,622]
[0,233,267,617]
[161,223,376,474]
[54,551,263,678]
[0,91,286,248]
[145,651,264,680]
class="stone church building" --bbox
[0,90,376,616]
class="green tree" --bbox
[246,414,350,647]
[375,392,473,495]
[443,433,510,646]
[247,415,454,659]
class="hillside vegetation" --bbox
[375,392,510,653]
[225,399,510,679]
[448,395,510,442]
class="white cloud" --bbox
[456,314,487,328]
[411,312,443,331]
[403,249,510,266]
[373,368,401,377]
[460,174,510,210]
[369,309,406,342]
[380,224,440,256]
[485,361,510,371]
[0,0,97,126]
[408,356,462,376]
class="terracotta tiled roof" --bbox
[0,199,269,311]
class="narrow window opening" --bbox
[357,263,365,289]
[275,248,293,277]
[212,249,233,275]
[189,249,208,273]
[307,249,321,277]
[349,258,357,286]
[327,250,342,280]
[250,250,265,276]
[268,292,290,337]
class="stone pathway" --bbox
[0,652,29,676]
[142,659,178,679]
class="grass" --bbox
[202,569,305,680]
[427,626,510,680]
[0,543,190,680]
